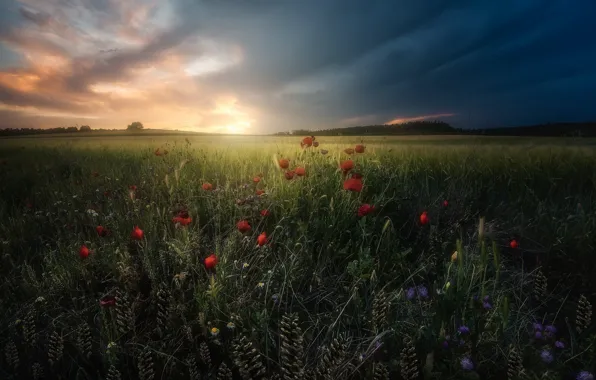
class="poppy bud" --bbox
[420,211,429,225]
[131,226,144,240]
[79,245,90,259]
[204,254,218,269]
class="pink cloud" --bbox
[384,113,455,125]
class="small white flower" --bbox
[242,263,249,269]
[257,282,265,288]
[72,195,78,199]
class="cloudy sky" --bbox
[1,0,595,134]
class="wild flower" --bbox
[577,371,594,380]
[204,254,218,269]
[540,349,554,364]
[406,286,428,300]
[461,357,474,370]
[458,325,470,335]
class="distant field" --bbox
[1,134,595,379]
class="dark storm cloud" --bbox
[62,23,203,93]
[177,0,596,130]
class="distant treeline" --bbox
[276,120,457,136]
[2,120,596,137]
[275,120,596,137]
[0,126,120,136]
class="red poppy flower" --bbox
[154,148,163,156]
[257,232,268,246]
[278,159,290,169]
[510,239,518,249]
[256,189,265,196]
[340,160,354,173]
[237,220,251,233]
[443,200,449,207]
[301,136,313,148]
[419,211,429,225]
[172,216,192,226]
[79,245,90,259]
[294,167,306,176]
[96,225,108,237]
[313,141,319,147]
[202,183,213,191]
[92,171,99,177]
[357,204,376,217]
[204,254,218,269]
[253,177,261,183]
[284,170,295,180]
[260,209,270,217]
[131,226,144,241]
[343,177,363,192]
[344,148,354,155]
[129,185,137,191]
[355,144,365,153]
[100,296,116,307]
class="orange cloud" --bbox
[384,113,455,125]
[0,1,252,133]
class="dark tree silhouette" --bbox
[80,125,91,132]
[127,122,144,131]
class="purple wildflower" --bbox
[555,341,565,349]
[483,295,490,302]
[540,349,554,364]
[271,294,279,304]
[460,357,474,370]
[533,323,543,331]
[442,340,449,349]
[458,325,470,335]
[406,287,416,300]
[577,371,594,380]
[545,325,557,336]
[535,331,543,340]
[483,301,492,310]
[417,286,429,299]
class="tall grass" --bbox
[0,135,594,379]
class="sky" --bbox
[1,0,596,134]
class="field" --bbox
[0,134,595,380]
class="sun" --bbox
[225,124,242,134]
[224,120,251,134]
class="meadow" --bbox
[0,134,595,380]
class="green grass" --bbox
[0,135,595,380]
